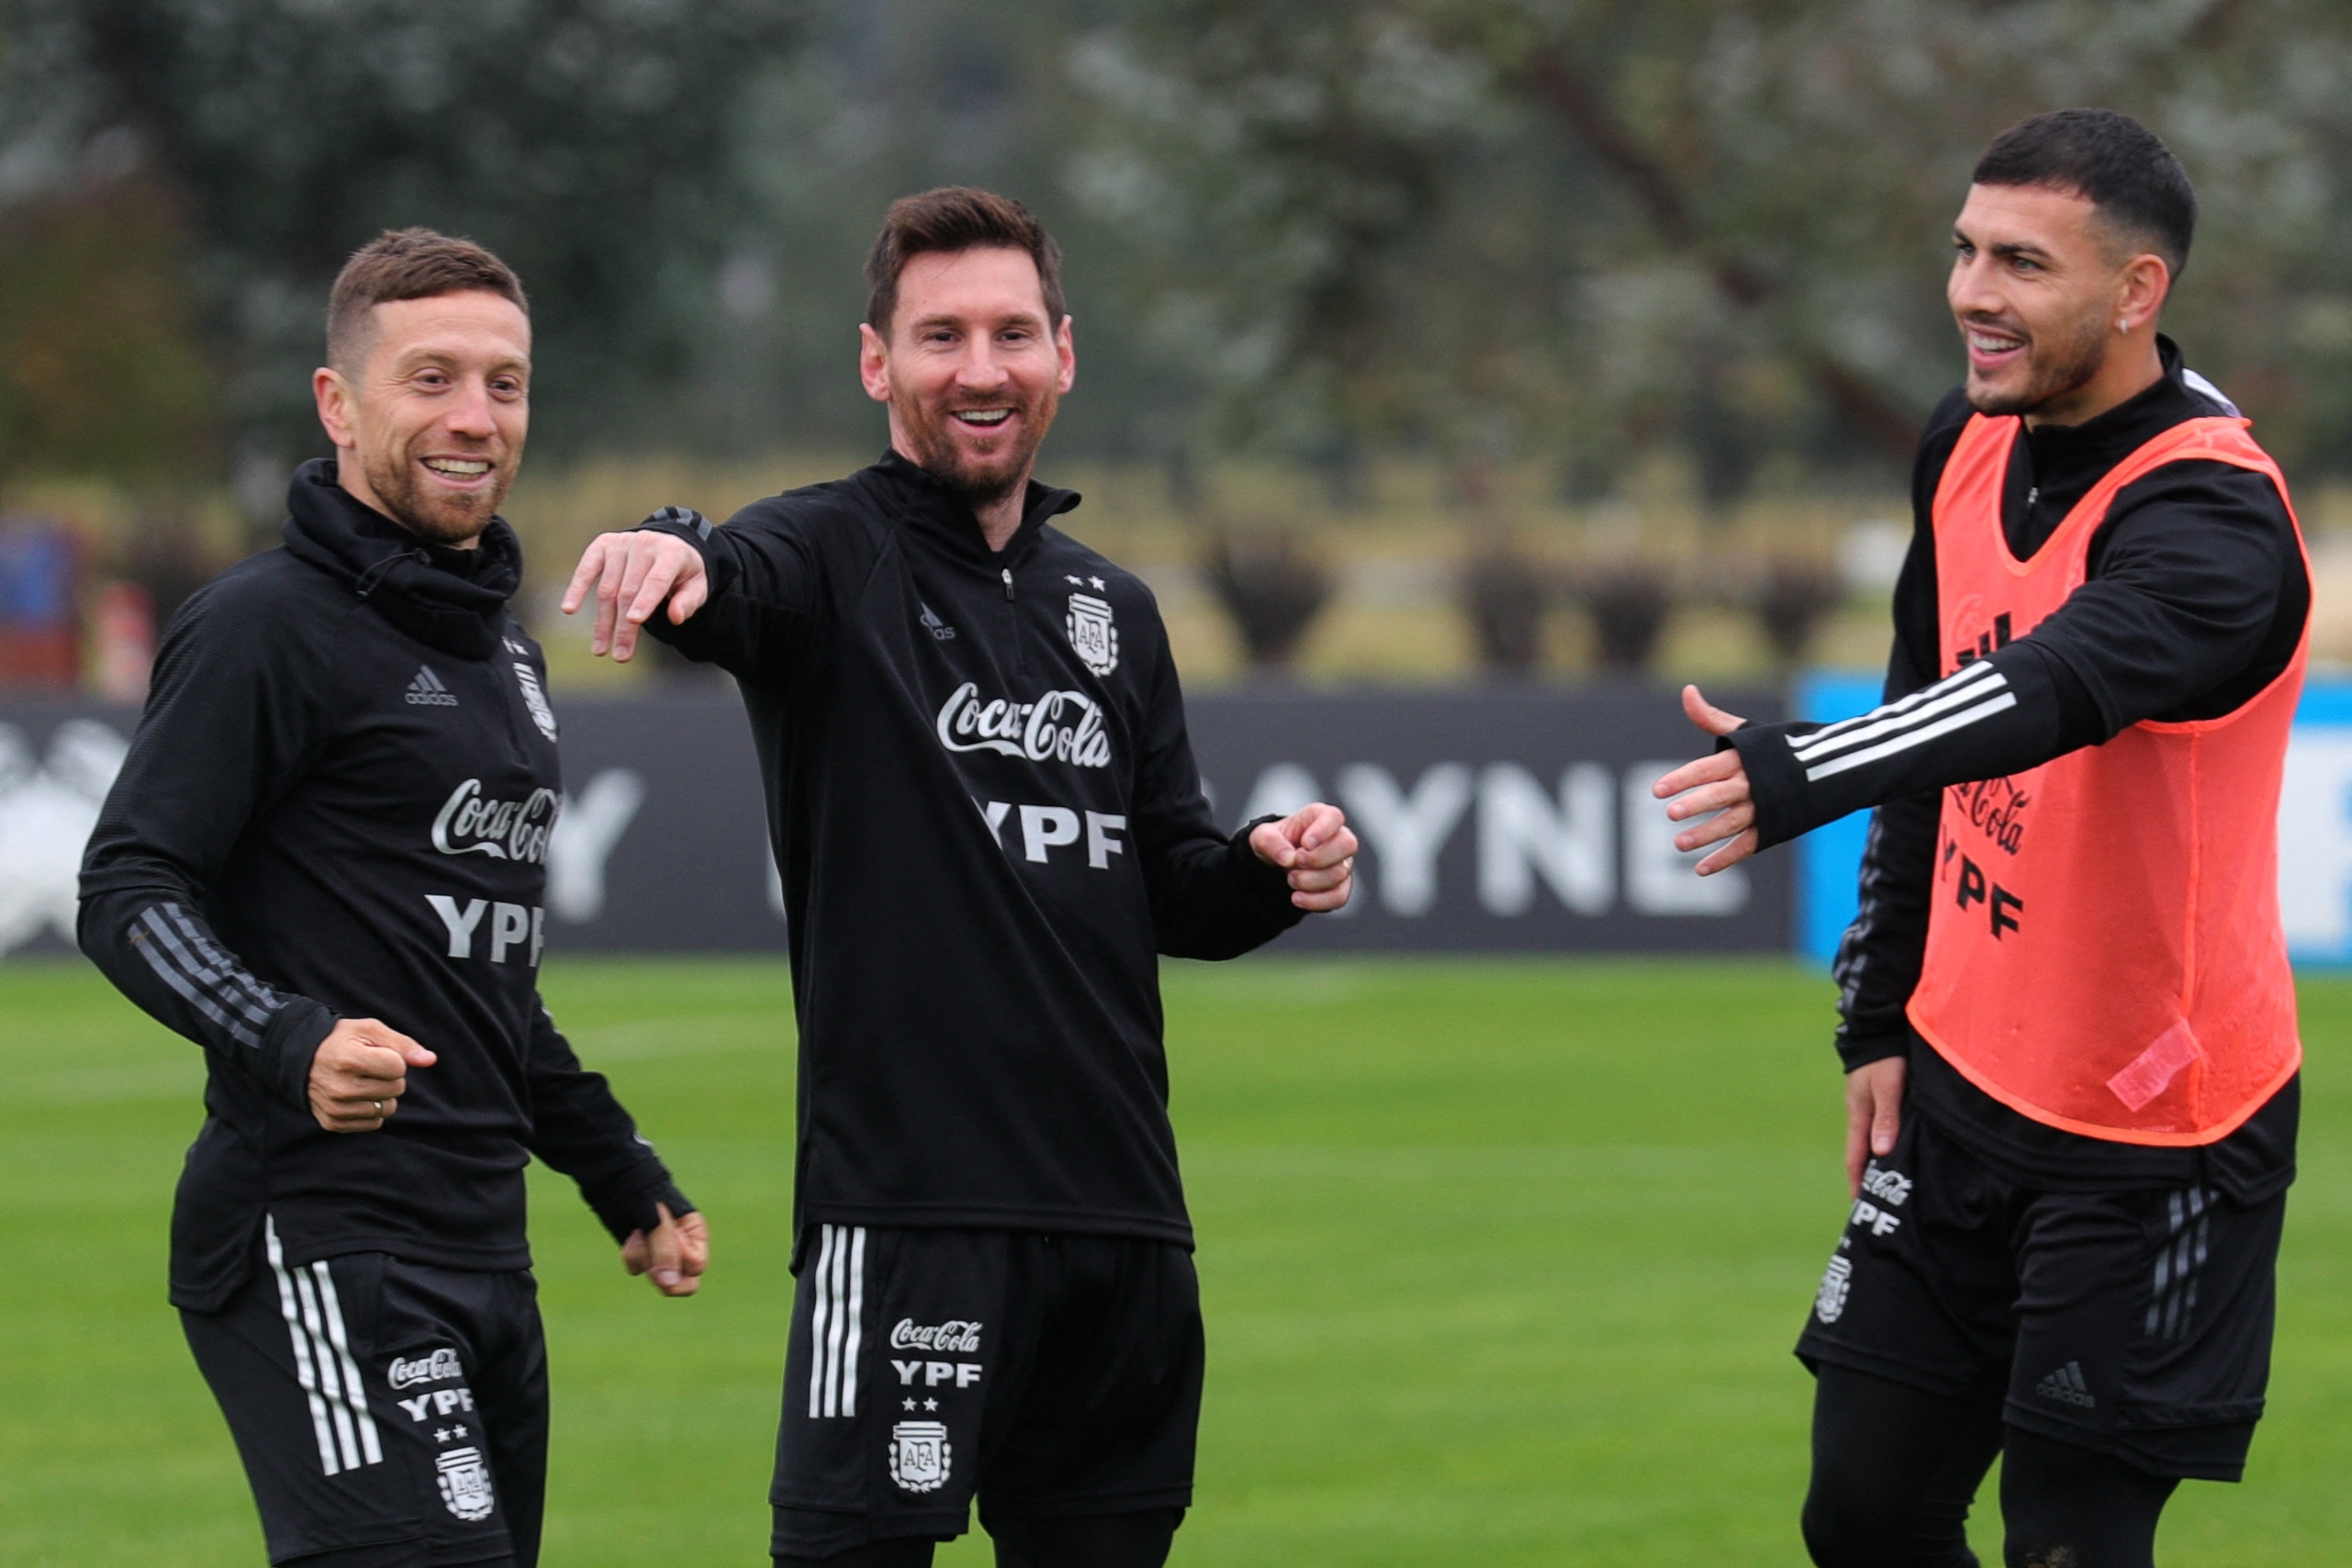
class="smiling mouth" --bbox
[421,456,493,478]
[949,409,1013,429]
[1968,329,2025,357]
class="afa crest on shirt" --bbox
[1065,592,1118,678]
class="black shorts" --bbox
[770,1226,1204,1558]
[1795,1111,2285,1481]
[181,1221,545,1566]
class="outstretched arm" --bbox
[561,503,820,678]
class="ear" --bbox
[858,322,891,405]
[2115,252,2171,336]
[314,366,358,452]
[1053,316,1075,396]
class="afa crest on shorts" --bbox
[889,1420,952,1493]
[1066,592,1119,678]
[435,1446,498,1521]
[1815,1254,1853,1325]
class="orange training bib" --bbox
[1905,413,2305,1145]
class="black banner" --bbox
[0,686,1786,958]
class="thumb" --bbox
[399,1042,438,1069]
[648,1203,683,1285]
[1681,683,1745,737]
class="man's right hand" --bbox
[310,1019,436,1133]
[561,529,708,662]
[1844,1055,1907,1196]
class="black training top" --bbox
[81,460,689,1311]
[1727,339,2302,1198]
[638,451,1306,1253]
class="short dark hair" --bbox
[326,229,529,373]
[864,187,1065,335]
[1972,108,2196,277]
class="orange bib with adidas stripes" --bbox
[1905,412,2306,1145]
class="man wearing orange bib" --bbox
[1656,111,2306,1568]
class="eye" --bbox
[2011,256,2040,274]
[414,369,450,389]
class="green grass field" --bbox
[4,956,2347,1565]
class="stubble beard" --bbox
[1966,310,2110,420]
[900,387,1058,513]
[361,439,512,547]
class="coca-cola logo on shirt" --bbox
[431,778,559,864]
[935,682,1112,769]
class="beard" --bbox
[897,384,1059,510]
[361,439,514,546]
[1966,309,2110,419]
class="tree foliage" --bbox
[1066,0,2352,488]
[1,0,806,473]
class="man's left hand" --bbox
[1250,803,1358,912]
[621,1203,709,1297]
[1652,684,1762,877]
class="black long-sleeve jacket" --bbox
[1724,342,2302,1195]
[81,461,689,1310]
[637,451,1306,1251]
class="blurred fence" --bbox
[0,687,1786,958]
[17,680,2352,962]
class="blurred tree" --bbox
[0,171,214,492]
[0,0,807,476]
[1065,0,2352,489]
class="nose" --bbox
[442,375,498,440]
[953,339,1012,393]
[1948,252,2002,324]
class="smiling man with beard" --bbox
[563,187,1357,1568]
[80,230,705,1568]
[1652,112,2308,1567]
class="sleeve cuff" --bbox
[1230,816,1309,925]
[254,997,336,1112]
[1727,722,1821,851]
[1834,1028,1911,1073]
[584,1172,696,1244]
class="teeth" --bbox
[952,409,1012,426]
[423,458,491,476]
[1969,332,2022,353]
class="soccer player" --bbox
[563,187,1357,1568]
[80,230,707,1568]
[1656,111,2306,1568]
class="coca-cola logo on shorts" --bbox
[889,1318,982,1353]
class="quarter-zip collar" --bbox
[281,456,522,658]
[868,448,1081,576]
[2006,335,2211,559]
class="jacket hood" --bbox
[281,457,523,659]
[868,449,1081,573]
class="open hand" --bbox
[1650,685,1761,876]
[309,1019,436,1133]
[622,1204,709,1297]
[1249,802,1358,912]
[560,526,709,662]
